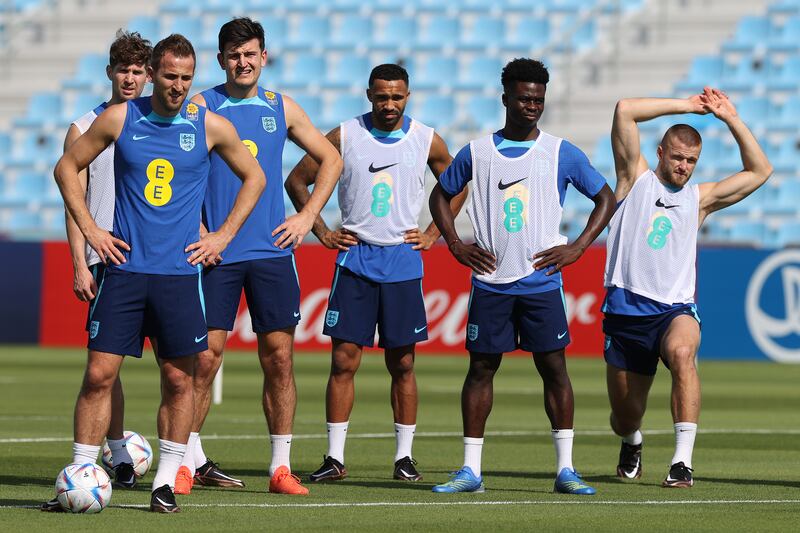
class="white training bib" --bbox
[73,109,115,267]
[604,169,699,304]
[467,131,567,284]
[338,117,434,245]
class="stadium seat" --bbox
[503,16,550,51]
[722,16,772,53]
[413,94,455,128]
[768,0,800,15]
[127,15,160,44]
[286,15,330,50]
[460,17,505,50]
[766,55,800,92]
[164,18,204,49]
[325,54,370,89]
[7,209,42,232]
[775,221,800,247]
[769,95,800,132]
[7,171,47,202]
[764,179,800,215]
[731,95,769,128]
[676,56,724,92]
[62,54,108,91]
[372,17,417,51]
[13,92,62,128]
[728,220,768,246]
[416,56,458,90]
[592,136,614,176]
[417,15,459,50]
[261,17,288,49]
[292,94,322,124]
[322,93,365,129]
[8,131,59,167]
[771,136,800,174]
[330,14,372,49]
[456,56,503,91]
[459,95,503,129]
[720,56,765,93]
[767,15,800,53]
[281,53,325,88]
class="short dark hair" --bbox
[368,63,409,88]
[109,29,151,68]
[661,124,702,148]
[218,17,265,54]
[151,34,196,71]
[501,58,549,91]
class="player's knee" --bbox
[81,364,117,394]
[161,363,193,397]
[667,345,697,374]
[387,354,415,379]
[467,360,498,382]
[194,350,222,384]
[262,348,294,379]
[331,346,360,376]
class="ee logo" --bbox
[144,158,174,206]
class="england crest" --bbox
[180,133,195,151]
[325,310,340,327]
[90,321,100,339]
[467,323,479,341]
[262,116,277,133]
[402,151,416,168]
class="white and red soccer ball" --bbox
[101,430,153,477]
[55,463,112,513]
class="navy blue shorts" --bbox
[203,256,301,333]
[84,263,106,332]
[87,268,208,359]
[322,266,427,349]
[603,304,701,376]
[465,286,570,354]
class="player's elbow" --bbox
[614,99,632,120]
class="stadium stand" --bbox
[0,0,795,249]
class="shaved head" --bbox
[660,124,702,149]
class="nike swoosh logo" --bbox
[316,468,333,477]
[414,326,427,334]
[293,312,300,318]
[557,331,568,339]
[195,334,208,343]
[121,474,135,484]
[655,198,679,209]
[368,162,398,173]
[155,496,172,506]
[132,134,150,141]
[498,177,527,190]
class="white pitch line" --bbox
[3,499,800,510]
[4,428,800,445]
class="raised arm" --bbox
[612,95,706,199]
[272,95,343,249]
[187,111,266,265]
[697,88,773,223]
[62,124,96,301]
[54,103,129,265]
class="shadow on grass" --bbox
[0,498,41,508]
[0,474,53,488]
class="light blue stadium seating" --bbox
[6,171,46,202]
[460,95,504,129]
[417,15,459,49]
[62,54,108,91]
[767,15,800,53]
[456,56,503,91]
[292,94,322,123]
[728,220,768,245]
[13,92,62,129]
[261,17,288,49]
[503,16,550,51]
[764,179,800,215]
[322,93,365,129]
[325,53,370,89]
[372,17,417,51]
[769,95,800,132]
[281,53,325,88]
[676,56,724,92]
[775,221,800,247]
[416,56,458,90]
[722,16,772,53]
[286,15,330,50]
[8,209,42,232]
[769,0,800,15]
[413,94,455,128]
[767,55,800,91]
[127,15,160,44]
[460,17,505,50]
[330,14,372,49]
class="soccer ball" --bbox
[101,431,154,477]
[55,463,112,513]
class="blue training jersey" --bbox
[112,97,210,275]
[201,85,289,263]
[335,113,424,283]
[439,131,607,295]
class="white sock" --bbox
[72,442,101,464]
[623,430,643,446]
[326,421,349,464]
[394,423,416,462]
[463,437,484,477]
[269,434,292,476]
[671,422,697,468]
[194,435,208,468]
[152,439,187,491]
[107,437,134,466]
[552,428,574,473]
[180,432,199,472]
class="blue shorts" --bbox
[603,305,701,376]
[322,266,427,349]
[84,263,106,332]
[203,256,301,333]
[87,268,207,359]
[465,286,570,354]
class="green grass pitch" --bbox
[2,346,800,531]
